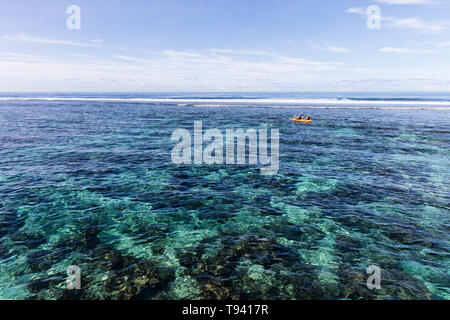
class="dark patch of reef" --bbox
[15,221,437,300]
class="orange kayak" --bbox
[290,118,312,123]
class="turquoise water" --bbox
[0,93,449,299]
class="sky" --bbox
[0,0,450,92]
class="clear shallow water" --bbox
[0,93,449,300]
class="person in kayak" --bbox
[305,116,311,120]
[295,113,303,120]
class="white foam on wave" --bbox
[193,104,450,110]
[1,97,450,109]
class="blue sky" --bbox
[1,0,450,92]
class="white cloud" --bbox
[112,54,154,63]
[385,17,447,33]
[4,34,101,47]
[202,48,340,69]
[347,8,449,33]
[0,48,343,91]
[162,50,204,58]
[436,41,450,47]
[379,47,433,53]
[0,52,49,62]
[309,43,351,53]
[376,0,435,4]
[205,48,275,56]
[346,7,367,15]
[114,49,338,72]
[327,46,352,53]
[1,47,448,91]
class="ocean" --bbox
[0,92,448,299]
